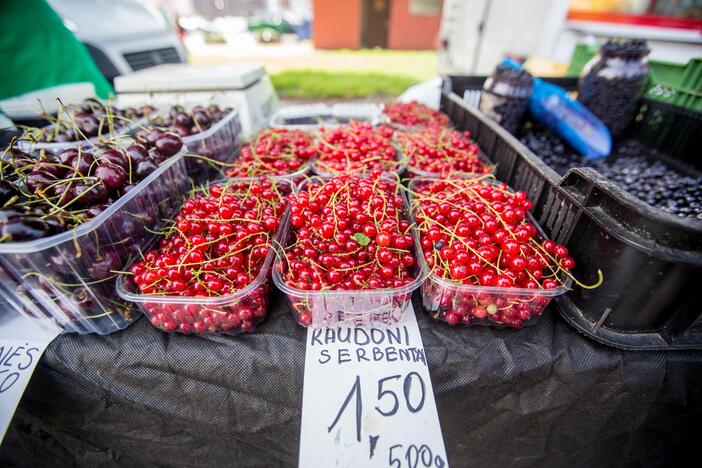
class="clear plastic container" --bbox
[380,103,452,132]
[311,141,407,178]
[135,106,243,182]
[116,178,292,335]
[0,153,190,334]
[225,129,316,182]
[269,103,382,130]
[393,137,495,179]
[16,109,156,155]
[272,178,424,328]
[407,177,571,328]
[227,159,312,184]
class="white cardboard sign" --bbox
[0,312,60,440]
[299,305,448,468]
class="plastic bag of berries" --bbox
[117,177,291,335]
[272,172,424,328]
[407,176,601,328]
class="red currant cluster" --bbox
[412,177,577,328]
[280,173,418,326]
[225,128,317,178]
[384,101,450,129]
[397,128,492,177]
[313,122,399,176]
[129,179,288,334]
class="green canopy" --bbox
[0,0,113,100]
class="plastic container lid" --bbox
[0,83,97,119]
[115,63,265,93]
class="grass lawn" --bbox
[271,69,421,99]
[190,44,437,99]
[271,49,437,99]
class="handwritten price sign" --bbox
[299,305,447,467]
[0,312,59,441]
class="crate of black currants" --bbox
[441,74,702,350]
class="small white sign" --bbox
[299,305,448,468]
[0,312,60,440]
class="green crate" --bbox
[645,58,702,112]
[566,43,599,76]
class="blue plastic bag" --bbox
[503,59,612,159]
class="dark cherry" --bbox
[25,170,57,193]
[135,158,158,179]
[0,180,20,205]
[99,148,129,170]
[126,144,150,165]
[155,133,182,157]
[76,115,100,137]
[94,163,127,192]
[172,124,191,137]
[73,181,109,207]
[69,152,96,176]
[175,112,193,127]
[1,217,53,241]
[193,111,210,126]
[146,129,164,145]
[58,148,80,165]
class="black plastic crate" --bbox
[440,79,702,350]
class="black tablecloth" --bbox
[1,293,701,468]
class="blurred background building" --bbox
[40,0,701,100]
[313,0,442,49]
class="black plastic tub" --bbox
[440,75,702,350]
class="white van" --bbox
[48,0,187,83]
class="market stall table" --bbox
[1,293,700,467]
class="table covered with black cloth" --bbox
[1,293,700,467]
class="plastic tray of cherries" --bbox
[117,178,291,335]
[311,122,407,177]
[0,136,190,334]
[394,126,495,178]
[16,99,158,155]
[225,128,317,181]
[272,173,424,328]
[407,176,601,328]
[133,104,242,181]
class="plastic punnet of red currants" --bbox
[396,127,494,178]
[383,101,451,130]
[119,178,290,335]
[225,128,317,179]
[312,122,403,177]
[273,172,423,328]
[408,176,598,329]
